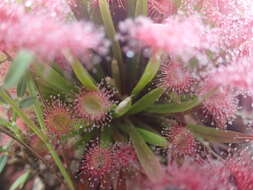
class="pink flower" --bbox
[145,161,232,190]
[211,57,253,94]
[191,0,253,54]
[120,15,215,60]
[215,18,253,51]
[163,124,197,156]
[159,60,194,93]
[80,145,115,179]
[22,0,71,19]
[113,143,137,169]
[0,2,108,61]
[0,60,16,96]
[224,151,253,190]
[148,0,177,22]
[74,89,113,128]
[180,0,253,63]
[44,99,73,134]
[78,144,116,189]
[201,0,253,24]
[166,163,229,190]
[197,78,238,128]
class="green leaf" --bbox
[128,87,164,114]
[135,0,147,16]
[147,96,200,113]
[137,128,168,146]
[17,75,28,97]
[0,155,8,173]
[114,97,132,117]
[19,96,36,108]
[33,79,59,98]
[173,0,182,8]
[100,128,113,148]
[121,122,164,182]
[99,0,122,63]
[132,54,161,96]
[27,79,47,131]
[111,59,121,91]
[32,63,75,94]
[187,124,253,143]
[128,0,137,17]
[9,171,30,190]
[4,50,34,89]
[70,58,97,90]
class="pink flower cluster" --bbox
[119,15,217,61]
[143,150,253,190]
[23,0,71,19]
[0,2,108,61]
[207,57,253,96]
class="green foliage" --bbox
[187,124,253,143]
[99,0,122,63]
[131,54,161,96]
[17,75,27,97]
[70,57,98,90]
[4,50,34,89]
[135,0,147,16]
[128,0,137,17]
[32,63,76,94]
[9,171,30,190]
[19,96,36,108]
[114,97,132,117]
[147,96,200,113]
[128,87,164,114]
[0,154,8,174]
[121,122,165,182]
[137,128,168,146]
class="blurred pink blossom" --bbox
[120,15,217,60]
[23,0,71,19]
[211,57,253,96]
[145,161,232,190]
[148,0,176,22]
[0,2,108,61]
[197,78,238,128]
[159,61,194,93]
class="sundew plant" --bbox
[2,0,253,189]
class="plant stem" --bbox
[99,0,123,63]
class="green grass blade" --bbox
[9,171,30,190]
[121,122,165,182]
[4,50,34,89]
[128,87,164,114]
[137,128,168,146]
[147,96,200,113]
[187,124,253,143]
[70,57,98,90]
[99,0,122,63]
[135,0,147,16]
[114,97,132,117]
[131,54,161,96]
